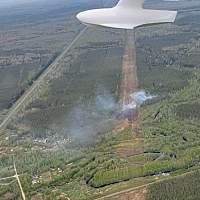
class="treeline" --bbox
[0,149,81,176]
[175,102,200,120]
[6,52,59,110]
[147,170,200,200]
[89,147,200,188]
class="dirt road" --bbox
[14,162,26,200]
[96,186,147,200]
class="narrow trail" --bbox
[0,175,16,181]
[0,180,16,186]
[14,161,26,200]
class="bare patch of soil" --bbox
[113,120,130,133]
[100,187,147,200]
[0,192,16,200]
[116,145,144,158]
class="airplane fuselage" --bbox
[77,0,177,30]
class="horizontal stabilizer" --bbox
[117,0,144,8]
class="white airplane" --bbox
[76,0,177,29]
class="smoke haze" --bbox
[63,88,119,144]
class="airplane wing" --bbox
[77,0,177,30]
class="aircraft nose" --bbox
[76,9,112,27]
[76,12,83,22]
[76,11,90,24]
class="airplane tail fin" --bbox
[116,0,144,9]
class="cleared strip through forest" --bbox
[0,27,87,133]
[120,30,138,108]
